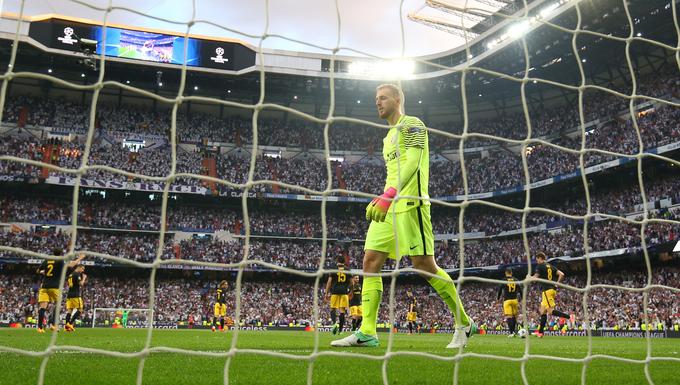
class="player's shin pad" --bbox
[358,276,383,336]
[427,268,470,327]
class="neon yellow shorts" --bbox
[407,312,417,322]
[38,289,60,303]
[66,297,84,311]
[364,205,434,260]
[350,305,362,317]
[541,289,557,308]
[503,299,519,317]
[214,303,227,317]
[330,295,349,309]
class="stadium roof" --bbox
[1,0,520,58]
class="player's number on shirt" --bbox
[337,272,346,282]
[547,266,553,281]
[507,282,516,292]
[68,277,73,288]
[45,264,54,277]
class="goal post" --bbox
[91,308,152,329]
[0,0,678,384]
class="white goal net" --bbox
[91,308,151,328]
[0,0,679,385]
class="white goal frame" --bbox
[0,0,678,384]
[91,308,152,328]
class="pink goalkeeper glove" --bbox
[365,187,397,222]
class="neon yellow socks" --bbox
[358,276,383,336]
[358,269,469,335]
[427,268,470,327]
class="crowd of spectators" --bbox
[2,53,679,344]
[3,69,676,152]
[1,267,678,331]
[1,158,680,272]
[2,168,680,238]
[386,266,680,331]
[1,100,678,196]
[1,200,678,270]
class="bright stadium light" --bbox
[507,20,531,39]
[347,59,415,79]
[539,3,560,19]
[486,2,568,53]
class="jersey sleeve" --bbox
[399,116,426,149]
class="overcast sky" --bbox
[2,0,493,57]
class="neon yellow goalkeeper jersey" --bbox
[382,114,430,213]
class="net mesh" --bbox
[0,0,679,384]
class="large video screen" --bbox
[28,19,256,71]
[93,27,200,66]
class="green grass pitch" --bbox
[1,328,678,385]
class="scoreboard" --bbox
[28,18,255,71]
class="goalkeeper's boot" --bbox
[37,328,45,334]
[332,323,339,335]
[331,330,379,347]
[446,321,476,349]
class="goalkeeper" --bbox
[332,84,474,349]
